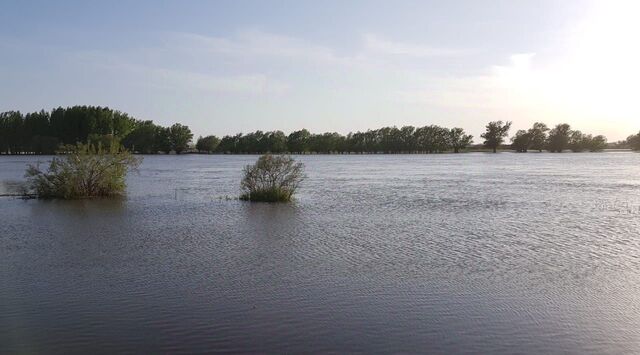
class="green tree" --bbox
[168,123,193,154]
[88,134,118,151]
[264,131,287,153]
[511,130,531,152]
[0,111,24,153]
[415,125,449,153]
[154,126,172,154]
[398,126,416,152]
[309,132,344,153]
[568,130,586,152]
[481,121,512,153]
[112,111,137,138]
[527,122,549,152]
[196,135,220,153]
[217,134,242,153]
[547,123,572,152]
[122,121,159,154]
[586,135,607,152]
[448,128,473,153]
[626,132,640,151]
[287,129,311,153]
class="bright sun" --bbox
[563,0,640,117]
[495,0,640,136]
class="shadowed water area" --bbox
[1,153,640,353]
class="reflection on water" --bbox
[1,153,640,353]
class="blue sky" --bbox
[1,0,638,140]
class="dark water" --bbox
[1,153,640,354]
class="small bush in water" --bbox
[25,142,141,199]
[240,154,305,202]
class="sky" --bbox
[1,0,638,140]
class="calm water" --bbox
[1,153,640,354]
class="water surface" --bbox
[1,153,640,353]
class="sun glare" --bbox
[558,0,640,121]
[494,1,640,134]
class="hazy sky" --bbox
[1,0,638,140]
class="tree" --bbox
[155,126,172,154]
[23,110,51,153]
[511,130,531,152]
[88,134,118,151]
[448,128,473,153]
[415,125,449,153]
[528,122,549,152]
[122,121,159,154]
[240,154,305,202]
[0,106,184,154]
[287,129,311,153]
[168,123,193,154]
[0,111,24,154]
[547,123,572,152]
[112,111,137,138]
[627,132,640,151]
[568,130,586,152]
[309,132,344,153]
[398,126,416,152]
[481,121,512,153]
[587,135,607,152]
[196,135,220,153]
[264,131,288,153]
[217,134,241,153]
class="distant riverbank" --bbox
[4,106,639,155]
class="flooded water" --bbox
[1,153,640,353]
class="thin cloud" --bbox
[71,50,291,96]
[169,30,368,67]
[363,34,471,57]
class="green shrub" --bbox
[25,142,141,199]
[240,154,305,202]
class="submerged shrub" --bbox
[240,154,305,202]
[25,142,141,199]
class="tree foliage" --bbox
[287,129,311,153]
[586,135,607,152]
[511,130,531,152]
[528,122,549,152]
[510,122,607,153]
[627,132,640,151]
[568,130,586,152]
[169,123,194,154]
[448,128,473,153]
[481,121,512,153]
[25,141,141,199]
[3,107,626,154]
[196,135,221,153]
[0,106,192,154]
[547,123,572,152]
[209,125,472,154]
[240,154,305,202]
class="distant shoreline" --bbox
[0,148,635,156]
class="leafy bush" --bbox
[240,154,305,202]
[25,142,141,199]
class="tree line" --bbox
[204,125,473,154]
[0,106,193,154]
[510,122,610,153]
[199,121,640,154]
[2,106,639,154]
